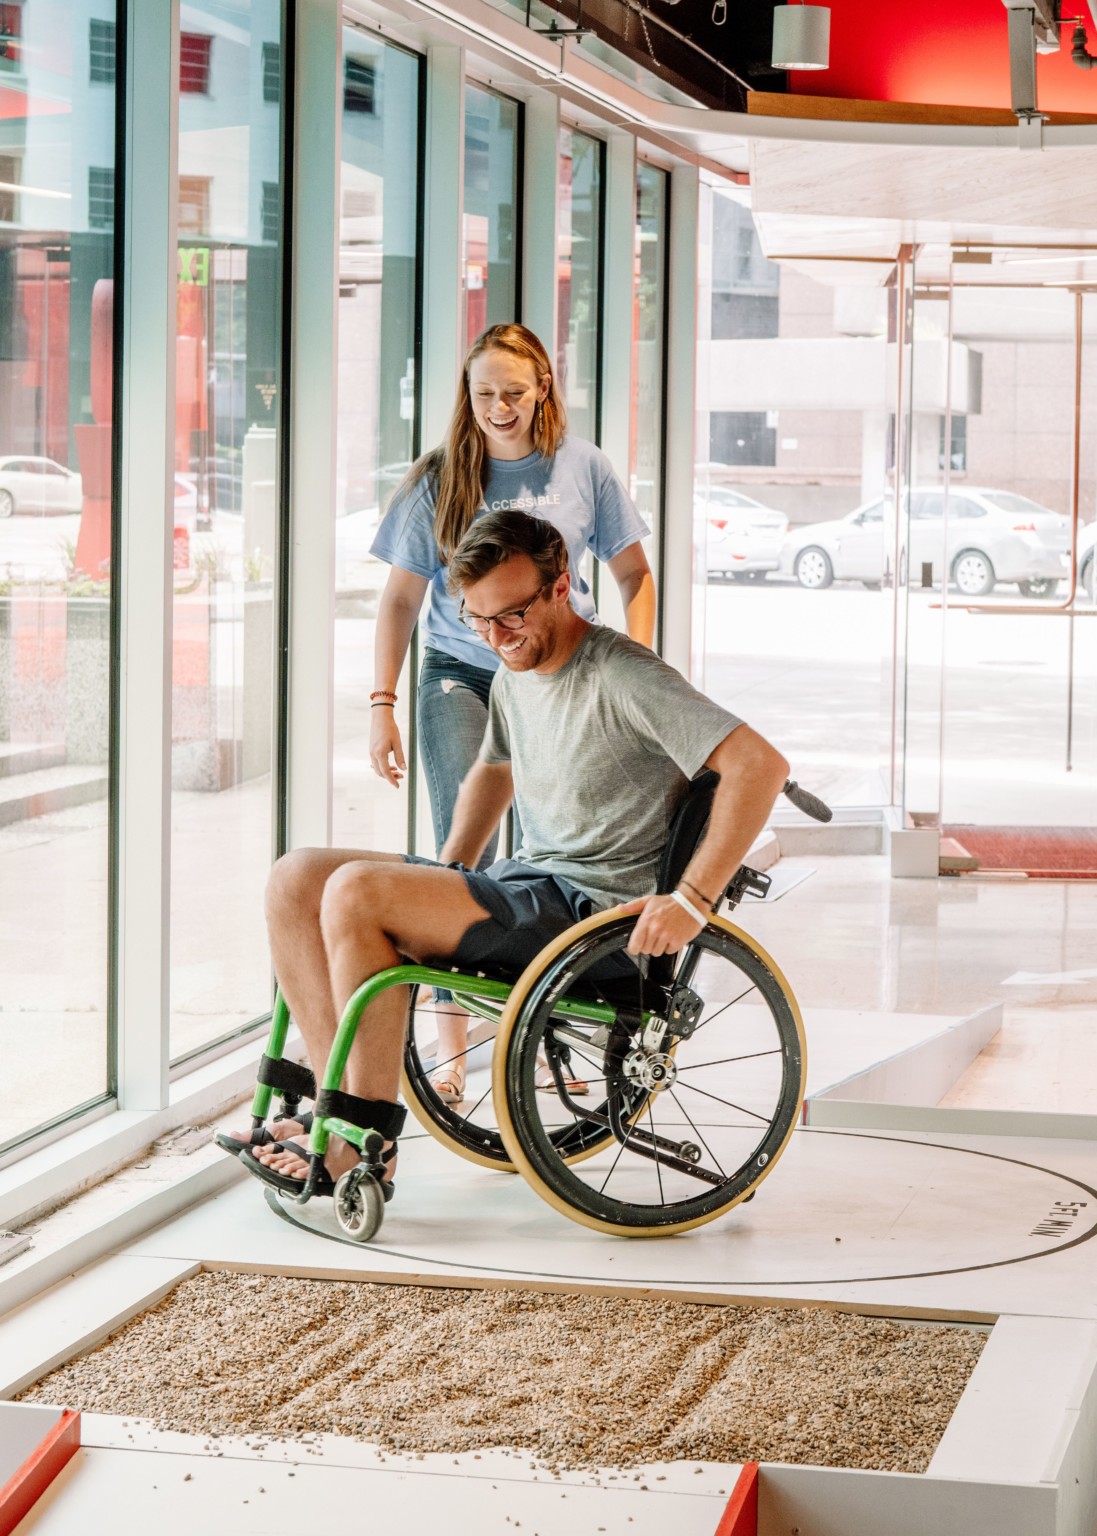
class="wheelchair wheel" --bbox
[402,976,644,1172]
[402,984,515,1169]
[493,910,806,1236]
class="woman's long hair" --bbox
[404,324,567,563]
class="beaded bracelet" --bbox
[370,689,397,702]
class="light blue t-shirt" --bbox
[370,436,649,671]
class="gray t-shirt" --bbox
[480,626,743,905]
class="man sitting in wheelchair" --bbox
[224,508,789,1207]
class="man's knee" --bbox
[265,847,330,924]
[319,860,392,946]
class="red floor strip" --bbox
[0,1410,81,1536]
[715,1461,759,1536]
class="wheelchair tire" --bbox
[492,910,807,1236]
[402,984,516,1170]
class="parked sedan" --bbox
[1079,521,1096,601]
[699,486,788,582]
[781,487,1071,597]
[0,456,83,517]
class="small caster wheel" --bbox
[334,1165,385,1242]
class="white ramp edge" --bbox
[807,1001,1004,1112]
[799,1001,1097,1137]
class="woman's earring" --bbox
[537,402,545,435]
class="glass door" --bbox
[903,258,1097,874]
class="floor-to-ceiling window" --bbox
[632,160,667,610]
[0,3,118,1147]
[332,30,422,853]
[558,127,603,444]
[169,1,287,1062]
[462,84,520,350]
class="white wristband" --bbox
[670,888,708,927]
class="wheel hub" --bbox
[623,1048,678,1093]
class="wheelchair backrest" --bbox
[655,769,719,896]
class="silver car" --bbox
[781,487,1071,597]
[699,486,788,582]
[0,455,83,518]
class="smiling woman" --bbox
[368,321,654,1103]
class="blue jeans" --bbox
[417,647,521,1013]
[417,646,522,865]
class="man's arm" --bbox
[625,725,789,956]
[440,759,515,867]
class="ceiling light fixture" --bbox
[771,3,830,70]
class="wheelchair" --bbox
[240,773,828,1243]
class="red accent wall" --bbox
[791,0,1097,113]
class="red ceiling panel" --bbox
[790,0,1097,114]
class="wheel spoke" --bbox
[596,1094,640,1195]
[674,1078,774,1124]
[674,1047,782,1072]
[667,1090,727,1179]
[688,982,759,1034]
[462,1080,495,1121]
[646,1100,666,1204]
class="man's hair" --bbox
[446,509,569,595]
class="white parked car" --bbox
[1079,521,1096,601]
[781,488,1071,597]
[0,456,83,517]
[698,486,788,582]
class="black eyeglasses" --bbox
[458,585,549,634]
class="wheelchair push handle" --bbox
[782,778,833,823]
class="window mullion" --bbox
[115,0,179,1110]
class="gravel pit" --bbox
[19,1272,986,1472]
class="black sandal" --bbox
[241,1093,407,1204]
[242,1136,335,1196]
[215,1111,314,1158]
[215,1054,318,1157]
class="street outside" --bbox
[703,576,1097,827]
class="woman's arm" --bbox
[606,543,656,649]
[370,566,429,787]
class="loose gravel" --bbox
[19,1272,985,1472]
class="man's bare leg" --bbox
[254,853,492,1185]
[226,847,381,1147]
